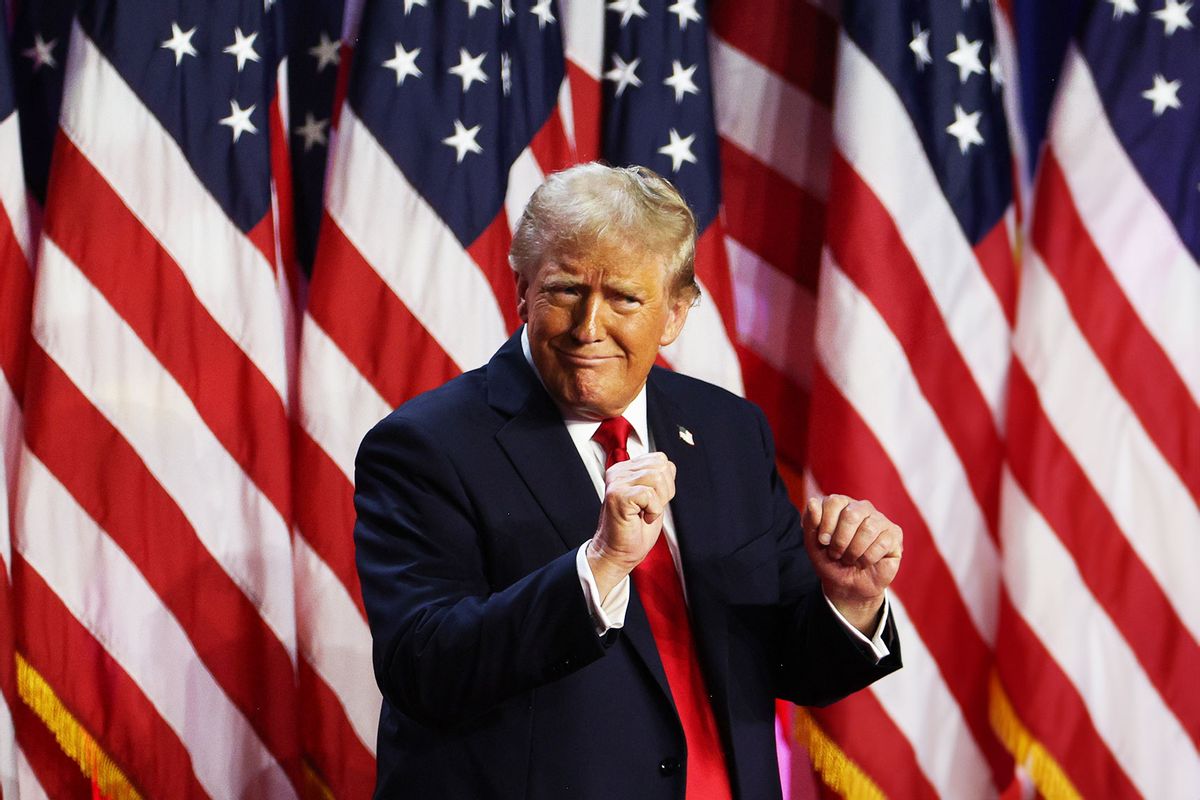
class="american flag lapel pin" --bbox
[677,426,694,446]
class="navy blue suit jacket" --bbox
[354,332,901,799]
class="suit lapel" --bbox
[647,375,735,737]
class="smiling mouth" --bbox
[555,349,618,365]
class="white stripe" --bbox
[871,597,995,799]
[327,108,508,373]
[298,314,393,482]
[560,0,604,81]
[711,36,831,201]
[1050,47,1200,403]
[59,24,291,399]
[835,34,1011,421]
[557,79,577,155]
[1000,468,1200,798]
[15,452,296,799]
[0,688,16,798]
[31,237,298,656]
[506,148,544,236]
[1015,253,1200,639]
[294,534,379,754]
[661,275,744,395]
[815,252,999,641]
[726,235,815,390]
[0,113,31,262]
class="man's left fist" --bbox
[802,494,902,632]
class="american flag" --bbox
[803,0,1016,796]
[3,0,1197,797]
[8,0,303,795]
[994,0,1200,796]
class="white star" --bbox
[946,32,985,84]
[1108,0,1139,18]
[219,100,258,143]
[223,27,261,72]
[531,0,556,28]
[657,128,697,172]
[22,34,57,71]
[607,0,648,27]
[443,119,483,163]
[667,0,701,29]
[909,22,932,71]
[403,0,428,12]
[502,0,515,23]
[663,60,699,103]
[161,23,197,66]
[604,53,642,97]
[309,32,340,72]
[449,48,488,92]
[1142,73,1182,115]
[295,112,330,152]
[383,43,422,85]
[945,103,984,154]
[1153,0,1193,34]
[462,0,494,18]
[501,52,512,96]
[990,55,1004,89]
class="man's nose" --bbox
[570,294,606,342]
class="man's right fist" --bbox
[586,452,677,600]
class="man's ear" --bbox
[514,269,529,322]
[658,292,693,347]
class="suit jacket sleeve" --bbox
[750,404,902,706]
[353,411,607,728]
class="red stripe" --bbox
[808,365,1011,787]
[1006,361,1200,748]
[43,137,293,526]
[694,222,737,332]
[298,659,376,799]
[12,686,95,799]
[827,153,1004,541]
[308,215,460,408]
[466,211,521,334]
[0,203,31,402]
[737,344,809,471]
[331,45,353,130]
[1034,152,1200,505]
[564,62,601,163]
[14,556,209,797]
[528,102,574,175]
[811,691,939,799]
[21,344,302,786]
[292,424,366,617]
[719,138,825,292]
[973,216,1017,327]
[269,95,302,311]
[995,592,1141,799]
[709,0,837,106]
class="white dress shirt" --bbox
[520,328,890,659]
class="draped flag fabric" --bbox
[993,0,1200,796]
[2,0,1198,797]
[804,0,1016,796]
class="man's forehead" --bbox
[540,245,669,283]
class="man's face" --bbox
[517,237,692,420]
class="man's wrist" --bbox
[827,593,885,636]
[585,540,635,602]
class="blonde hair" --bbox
[509,163,700,303]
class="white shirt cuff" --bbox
[824,592,891,662]
[576,541,630,635]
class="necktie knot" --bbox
[593,416,633,469]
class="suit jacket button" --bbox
[658,757,681,776]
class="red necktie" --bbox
[593,418,733,800]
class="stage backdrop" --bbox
[0,0,1196,797]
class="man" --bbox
[354,163,903,799]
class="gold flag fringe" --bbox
[989,672,1082,800]
[302,760,337,800]
[794,706,886,800]
[16,653,142,800]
